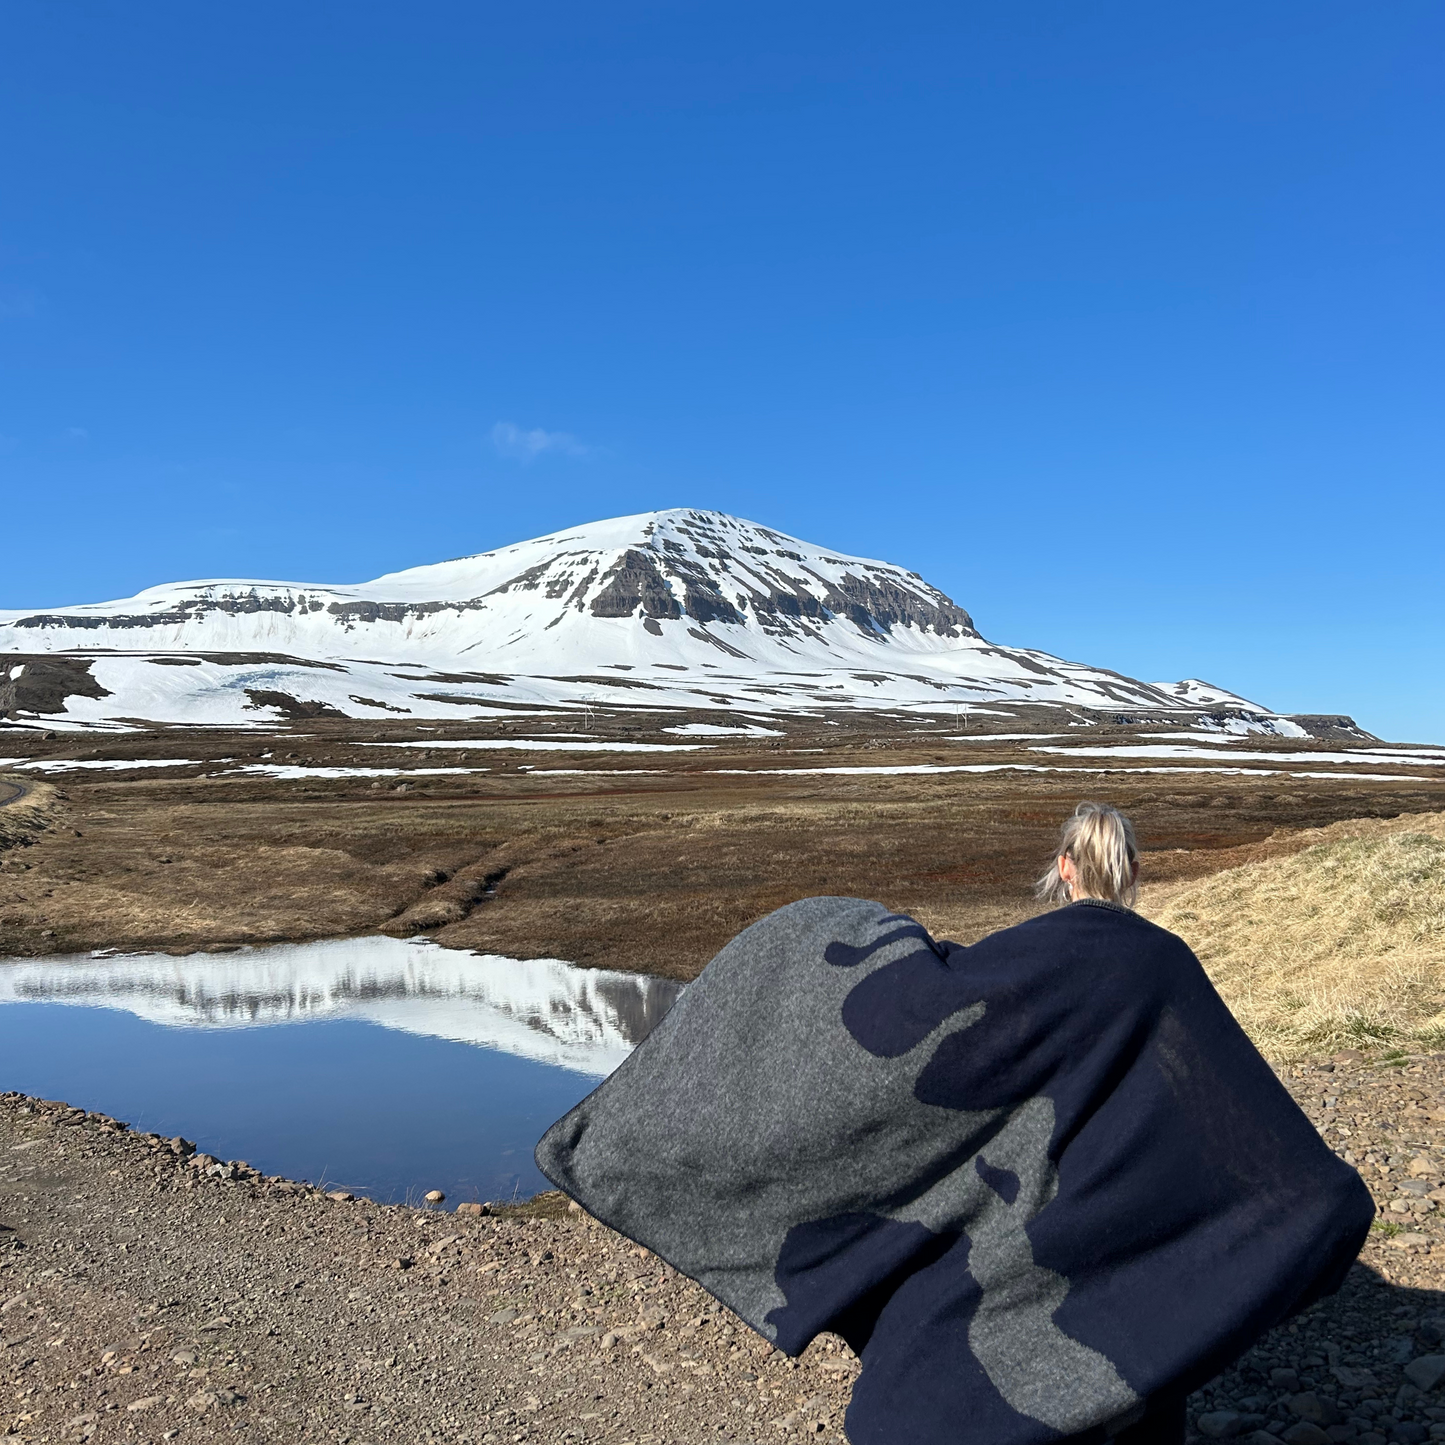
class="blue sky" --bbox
[1,3,1440,741]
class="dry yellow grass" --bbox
[1142,810,1445,1060]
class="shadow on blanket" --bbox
[537,895,1375,1445]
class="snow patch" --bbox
[364,738,709,754]
[661,723,783,737]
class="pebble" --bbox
[1404,1356,1445,1391]
[1289,1393,1342,1425]
[1199,1410,1243,1437]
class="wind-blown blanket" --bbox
[536,897,1373,1445]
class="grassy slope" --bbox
[1142,810,1445,1060]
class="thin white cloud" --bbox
[490,421,590,463]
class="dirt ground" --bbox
[7,1052,1445,1445]
[1,711,1441,977]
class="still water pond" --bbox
[0,937,682,1205]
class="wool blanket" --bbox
[535,897,1373,1445]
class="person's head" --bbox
[1035,801,1139,907]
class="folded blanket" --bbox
[536,896,1373,1445]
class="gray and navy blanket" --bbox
[536,897,1373,1445]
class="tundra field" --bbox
[1,706,1442,1060]
[4,707,1445,1445]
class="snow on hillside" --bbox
[0,509,1291,728]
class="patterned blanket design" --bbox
[536,896,1373,1445]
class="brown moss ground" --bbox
[0,719,1440,975]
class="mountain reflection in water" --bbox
[0,937,684,1077]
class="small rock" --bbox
[326,1190,354,1203]
[1396,1426,1430,1445]
[171,1350,197,1366]
[126,1395,164,1412]
[600,1331,619,1348]
[1332,1365,1377,1389]
[1274,1370,1303,1393]
[1247,1434,1287,1445]
[1404,1357,1445,1392]
[187,1390,219,1413]
[1290,1394,1342,1427]
[454,1202,487,1216]
[489,1309,518,1325]
[424,1189,445,1204]
[1199,1412,1244,1439]
[1282,1425,1333,1445]
[1413,1159,1442,1177]
[1394,1233,1433,1249]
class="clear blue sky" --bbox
[2,3,1440,741]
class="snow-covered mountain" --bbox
[0,509,1288,729]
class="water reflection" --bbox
[0,937,683,1077]
[0,938,684,1202]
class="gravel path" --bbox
[3,1051,1445,1445]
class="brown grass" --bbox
[1142,811,1445,1060]
[0,775,60,850]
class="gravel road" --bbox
[3,1051,1445,1445]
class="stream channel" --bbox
[0,936,683,1205]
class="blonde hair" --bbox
[1036,802,1139,907]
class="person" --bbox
[538,801,1374,1445]
[1030,802,1176,1445]
[1035,798,1140,911]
